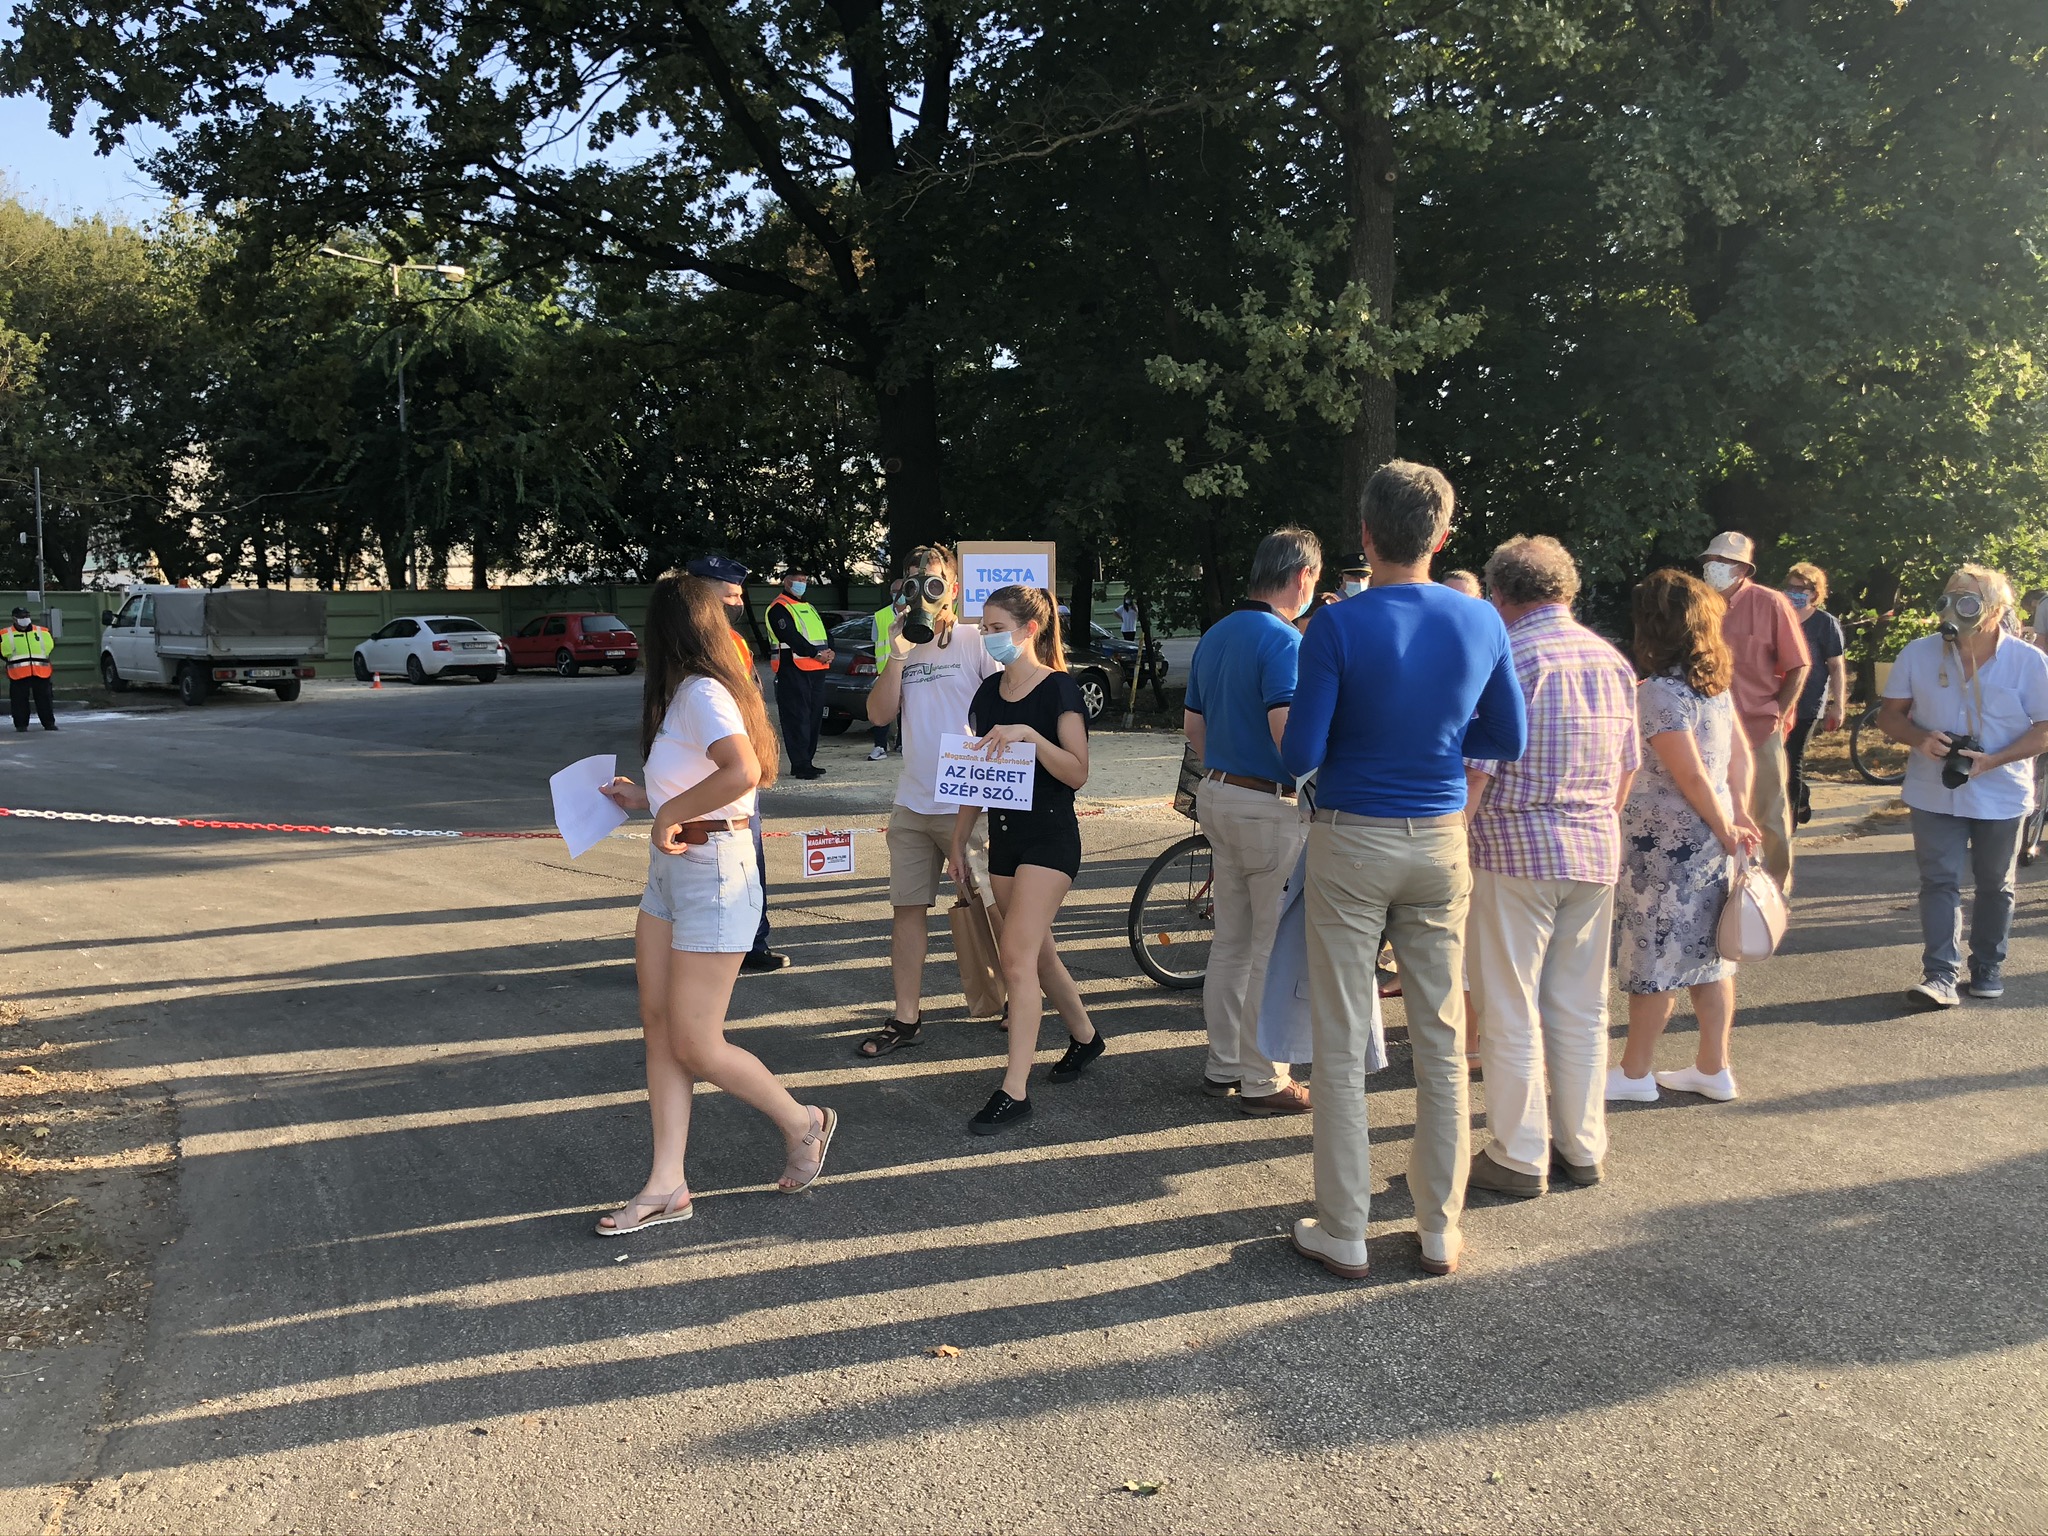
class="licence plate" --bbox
[248,668,286,679]
[605,651,624,658]
[462,641,491,650]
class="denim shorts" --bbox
[638,831,763,953]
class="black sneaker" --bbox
[969,1089,1032,1136]
[1047,1031,1106,1084]
[791,765,825,780]
[740,949,792,973]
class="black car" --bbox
[819,615,1133,729]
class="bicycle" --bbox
[1128,832,1213,988]
[1848,702,1907,786]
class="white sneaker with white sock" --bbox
[1654,1063,1739,1101]
[1604,1065,1659,1103]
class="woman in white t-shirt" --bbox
[594,574,838,1234]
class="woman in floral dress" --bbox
[1609,569,1762,1105]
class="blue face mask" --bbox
[1785,589,1811,610]
[983,629,1024,665]
[788,580,807,598]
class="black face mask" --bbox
[724,604,747,628]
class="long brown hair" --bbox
[1632,567,1731,697]
[983,584,1066,671]
[640,572,780,784]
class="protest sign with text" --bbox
[934,733,1037,810]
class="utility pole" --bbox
[33,466,46,604]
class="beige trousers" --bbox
[1750,722,1794,893]
[1304,817,1471,1242]
[1468,869,1613,1175]
[1196,778,1307,1097]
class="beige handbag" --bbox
[1717,850,1789,962]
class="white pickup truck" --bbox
[99,586,329,706]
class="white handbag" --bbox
[1717,850,1789,962]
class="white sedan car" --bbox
[352,616,508,684]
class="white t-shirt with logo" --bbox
[644,676,757,821]
[894,623,1001,815]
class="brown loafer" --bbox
[1552,1150,1603,1187]
[1237,1081,1311,1117]
[1468,1149,1545,1199]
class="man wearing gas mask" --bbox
[1700,532,1810,894]
[1878,566,2048,1010]
[853,545,1000,1058]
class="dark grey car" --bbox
[820,616,1131,727]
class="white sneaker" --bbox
[867,745,888,761]
[1604,1066,1659,1103]
[1655,1064,1739,1101]
[1290,1217,1369,1279]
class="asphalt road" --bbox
[2,674,2045,1535]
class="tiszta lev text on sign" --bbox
[801,830,855,879]
[934,733,1036,811]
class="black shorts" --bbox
[987,810,1082,880]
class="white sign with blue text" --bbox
[934,733,1037,811]
[955,541,1057,618]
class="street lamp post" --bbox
[312,246,468,590]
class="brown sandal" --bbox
[777,1106,838,1193]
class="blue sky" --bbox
[1,95,167,223]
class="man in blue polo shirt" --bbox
[1281,461,1525,1281]
[1184,527,1322,1116]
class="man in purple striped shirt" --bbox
[1463,537,1640,1196]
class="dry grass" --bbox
[0,999,173,1354]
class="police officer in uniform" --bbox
[685,555,792,972]
[5,607,57,733]
[766,567,834,780]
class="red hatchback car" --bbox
[505,612,640,676]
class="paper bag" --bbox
[951,884,1008,1018]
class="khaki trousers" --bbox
[1304,818,1471,1242]
[1468,869,1613,1175]
[1197,778,1307,1097]
[1750,722,1794,893]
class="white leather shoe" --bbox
[1605,1066,1659,1103]
[1291,1217,1369,1279]
[1655,1064,1739,1101]
[1418,1228,1463,1275]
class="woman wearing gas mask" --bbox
[1877,566,2048,1011]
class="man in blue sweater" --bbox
[1281,460,1526,1279]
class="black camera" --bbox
[1941,733,1983,789]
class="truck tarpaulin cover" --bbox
[152,590,329,655]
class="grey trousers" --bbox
[1908,808,2022,985]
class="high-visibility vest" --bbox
[871,606,896,652]
[768,594,830,672]
[2,625,54,681]
[729,628,755,677]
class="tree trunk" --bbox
[1069,542,1098,638]
[1336,51,1399,554]
[874,365,947,557]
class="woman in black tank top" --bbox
[947,586,1104,1135]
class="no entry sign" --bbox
[802,830,855,879]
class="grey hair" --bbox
[1484,535,1580,606]
[1248,526,1323,593]
[1362,461,1455,565]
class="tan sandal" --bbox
[594,1183,692,1237]
[777,1106,838,1193]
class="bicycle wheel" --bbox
[1129,834,1213,989]
[1849,704,1907,786]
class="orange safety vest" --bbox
[2,624,55,681]
[767,594,830,673]
[729,628,755,677]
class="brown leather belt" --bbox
[670,817,751,845]
[1205,769,1296,799]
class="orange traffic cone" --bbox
[371,671,383,689]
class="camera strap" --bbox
[1940,637,1987,738]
